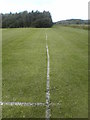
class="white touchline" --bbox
[45,31,47,41]
[0,101,60,106]
[46,34,47,41]
[45,32,50,119]
[0,102,45,106]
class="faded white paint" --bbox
[45,32,50,119]
[0,102,45,106]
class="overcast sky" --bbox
[0,0,89,22]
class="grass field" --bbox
[55,24,89,30]
[2,26,88,118]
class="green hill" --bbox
[55,19,88,25]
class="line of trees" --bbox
[2,10,53,28]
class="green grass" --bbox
[0,28,2,119]
[2,28,46,103]
[55,24,89,30]
[48,26,88,118]
[2,105,45,118]
[2,26,88,118]
[68,24,89,30]
[2,28,47,118]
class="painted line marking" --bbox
[0,102,61,106]
[45,31,47,41]
[0,102,45,106]
[45,32,50,119]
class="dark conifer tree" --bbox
[2,11,53,28]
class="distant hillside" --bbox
[55,19,88,25]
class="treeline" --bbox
[2,10,53,28]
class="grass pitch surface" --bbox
[2,26,88,118]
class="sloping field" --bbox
[2,26,88,118]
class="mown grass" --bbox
[0,28,2,119]
[47,26,88,118]
[54,24,89,30]
[2,28,46,118]
[2,105,45,118]
[67,24,89,30]
[2,26,88,118]
[2,28,47,102]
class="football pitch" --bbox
[2,26,88,118]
